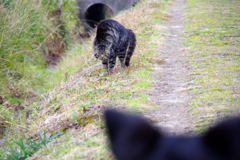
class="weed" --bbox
[0,132,61,160]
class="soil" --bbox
[145,0,191,135]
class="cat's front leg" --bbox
[108,55,117,73]
[120,60,126,69]
[102,60,109,74]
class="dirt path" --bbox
[145,0,191,135]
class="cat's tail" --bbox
[128,29,136,53]
[125,29,136,67]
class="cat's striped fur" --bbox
[93,19,136,73]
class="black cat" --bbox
[93,19,136,73]
[104,109,240,160]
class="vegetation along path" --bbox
[145,0,190,134]
[1,0,240,159]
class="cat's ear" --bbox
[203,117,240,159]
[104,109,162,160]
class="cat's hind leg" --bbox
[124,46,133,67]
[125,30,136,67]
[102,60,109,74]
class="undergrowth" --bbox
[0,0,80,96]
[0,0,83,145]
[0,132,62,160]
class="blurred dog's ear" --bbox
[104,109,162,160]
[203,117,240,159]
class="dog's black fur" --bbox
[93,19,136,73]
[104,109,240,160]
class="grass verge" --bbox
[185,0,240,131]
[0,0,171,159]
[0,0,82,144]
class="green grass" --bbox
[0,1,51,96]
[2,0,239,158]
[0,0,80,95]
[0,0,171,159]
[185,0,240,131]
[1,133,58,160]
[0,0,84,146]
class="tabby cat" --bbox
[93,19,136,73]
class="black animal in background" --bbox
[93,19,136,74]
[104,109,240,160]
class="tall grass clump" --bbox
[0,0,82,141]
[0,1,52,98]
[0,0,79,99]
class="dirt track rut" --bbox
[145,0,191,135]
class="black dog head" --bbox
[104,109,240,160]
